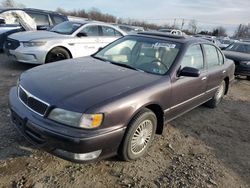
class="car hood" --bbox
[9,30,71,41]
[19,56,162,113]
[223,50,250,62]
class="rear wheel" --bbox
[118,109,157,161]
[205,81,226,108]
[45,47,70,63]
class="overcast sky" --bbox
[14,0,250,35]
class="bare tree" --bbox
[188,19,198,34]
[0,0,25,8]
[234,24,250,39]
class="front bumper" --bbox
[235,64,250,76]
[5,46,47,64]
[9,87,126,163]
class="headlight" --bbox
[48,108,103,129]
[23,41,46,47]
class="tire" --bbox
[45,47,70,63]
[118,108,157,161]
[247,76,250,81]
[205,81,226,108]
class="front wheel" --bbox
[205,81,226,108]
[45,47,70,63]
[118,109,157,161]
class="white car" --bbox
[4,21,126,64]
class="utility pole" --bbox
[181,19,185,30]
[173,18,176,29]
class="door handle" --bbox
[222,70,226,74]
[201,76,207,81]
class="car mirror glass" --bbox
[0,18,6,24]
[77,32,88,37]
[178,67,200,77]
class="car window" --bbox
[80,25,100,36]
[0,11,20,25]
[181,45,204,70]
[226,43,250,53]
[101,26,122,37]
[51,15,65,25]
[217,49,224,65]
[27,12,49,26]
[203,44,220,68]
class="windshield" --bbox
[225,43,250,54]
[94,36,181,75]
[50,21,83,35]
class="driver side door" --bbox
[72,25,102,58]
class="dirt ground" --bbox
[0,53,249,188]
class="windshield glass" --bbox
[94,36,181,75]
[50,21,82,35]
[225,43,250,54]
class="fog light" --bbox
[55,149,102,161]
[74,150,102,160]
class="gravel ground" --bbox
[0,54,249,188]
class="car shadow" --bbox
[0,53,37,72]
[169,97,250,185]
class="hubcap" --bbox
[131,120,153,155]
[216,82,225,100]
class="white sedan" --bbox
[4,21,126,64]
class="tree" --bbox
[212,26,227,37]
[188,19,198,34]
[0,0,25,8]
[234,24,250,39]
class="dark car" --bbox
[9,32,235,163]
[0,8,68,50]
[223,41,250,80]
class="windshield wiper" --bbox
[110,62,144,72]
[92,56,145,72]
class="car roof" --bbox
[0,8,64,15]
[135,31,208,44]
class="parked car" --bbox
[0,8,68,51]
[5,21,126,64]
[9,32,235,163]
[113,24,144,33]
[223,41,250,80]
[218,38,234,49]
[158,29,184,36]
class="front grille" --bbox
[5,38,20,50]
[18,86,49,116]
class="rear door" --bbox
[167,44,207,121]
[202,44,225,95]
[99,25,123,46]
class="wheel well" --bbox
[224,77,229,95]
[46,46,72,61]
[145,104,164,135]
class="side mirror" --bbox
[98,47,103,52]
[178,67,200,77]
[0,18,6,24]
[77,32,88,37]
[37,25,49,30]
